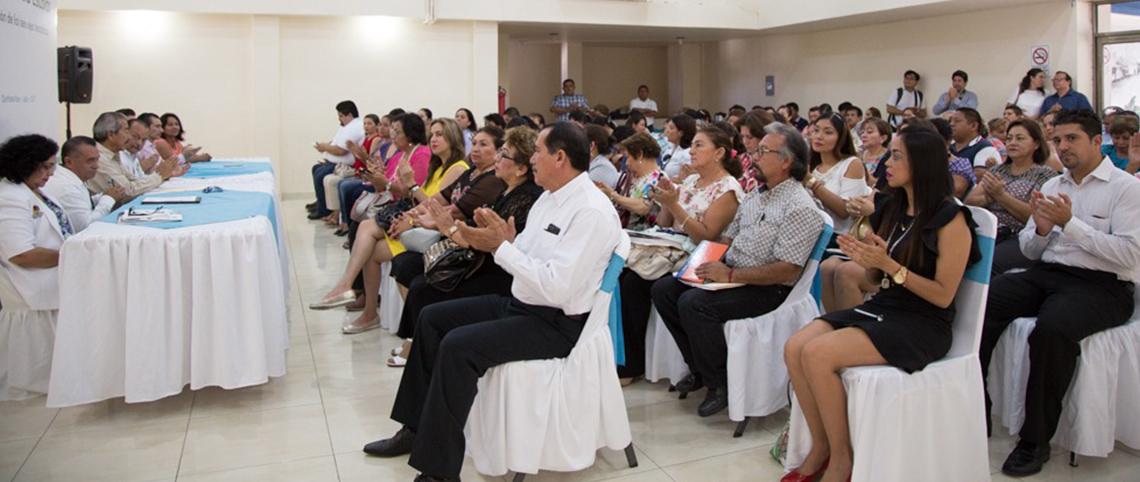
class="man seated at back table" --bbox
[360,122,622,482]
[86,111,178,203]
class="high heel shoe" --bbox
[779,459,828,482]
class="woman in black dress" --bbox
[780,128,979,482]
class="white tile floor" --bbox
[3,198,1139,481]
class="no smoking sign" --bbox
[1030,44,1051,71]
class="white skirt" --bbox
[0,276,56,401]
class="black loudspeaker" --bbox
[58,46,93,104]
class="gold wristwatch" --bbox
[891,266,909,286]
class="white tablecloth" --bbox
[46,158,290,407]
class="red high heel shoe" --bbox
[779,459,828,482]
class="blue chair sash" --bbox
[963,235,995,285]
[601,252,626,366]
[808,224,834,310]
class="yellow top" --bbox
[386,160,471,256]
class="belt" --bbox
[510,298,589,322]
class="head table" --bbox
[46,158,291,407]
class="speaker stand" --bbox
[65,102,72,139]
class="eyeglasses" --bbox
[497,148,515,161]
[757,146,780,157]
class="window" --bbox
[1096,1,1140,110]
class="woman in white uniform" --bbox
[0,134,73,400]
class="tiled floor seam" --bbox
[9,408,59,482]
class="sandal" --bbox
[386,355,407,368]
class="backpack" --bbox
[889,87,924,125]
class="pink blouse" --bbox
[385,145,432,186]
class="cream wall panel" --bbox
[582,45,669,116]
[506,43,561,119]
[56,10,254,161]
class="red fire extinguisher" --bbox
[498,86,507,114]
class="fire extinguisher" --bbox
[498,86,507,114]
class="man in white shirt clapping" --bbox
[363,122,622,482]
[979,109,1140,477]
[42,136,127,232]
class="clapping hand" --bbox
[1030,191,1072,234]
[456,207,516,253]
[396,158,416,188]
[836,231,893,272]
[104,185,128,203]
[595,181,616,199]
[980,171,1006,198]
[1127,133,1140,164]
[845,194,875,218]
[652,177,680,205]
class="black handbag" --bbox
[422,239,485,292]
[373,198,413,230]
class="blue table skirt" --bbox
[99,190,278,238]
[183,161,274,178]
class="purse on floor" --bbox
[422,239,485,292]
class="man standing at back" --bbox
[1040,71,1094,115]
[361,122,622,482]
[932,70,979,116]
[886,70,924,128]
[629,84,659,128]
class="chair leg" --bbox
[733,417,750,438]
[624,443,639,468]
[1069,451,1078,467]
[512,472,526,482]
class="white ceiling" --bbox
[501,0,1056,44]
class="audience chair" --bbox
[379,262,402,334]
[644,307,690,388]
[465,234,637,481]
[725,210,833,437]
[988,289,1140,463]
[785,206,996,482]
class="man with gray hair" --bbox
[650,121,824,417]
[87,111,177,199]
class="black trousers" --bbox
[616,269,659,378]
[395,263,514,339]
[650,277,790,390]
[390,295,585,478]
[991,235,1034,275]
[311,161,335,216]
[980,263,1135,445]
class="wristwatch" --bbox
[409,185,421,194]
[891,266,909,286]
[447,224,460,236]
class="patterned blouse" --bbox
[738,152,760,193]
[614,168,663,231]
[672,174,744,230]
[985,163,1059,233]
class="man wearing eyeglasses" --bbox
[1041,71,1093,115]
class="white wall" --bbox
[56,11,498,195]
[582,45,669,115]
[56,10,254,162]
[505,43,562,118]
[707,0,1093,120]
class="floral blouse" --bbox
[672,174,744,230]
[615,168,663,230]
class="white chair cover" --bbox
[465,234,632,477]
[0,270,56,401]
[379,262,403,334]
[644,307,689,384]
[724,210,832,421]
[988,289,1140,457]
[786,206,997,482]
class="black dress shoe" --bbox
[697,386,728,417]
[674,373,704,397]
[1001,440,1051,477]
[363,427,415,457]
[334,227,349,237]
[305,202,317,211]
[413,474,457,482]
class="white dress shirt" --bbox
[629,97,659,126]
[325,117,366,165]
[1020,157,1140,282]
[42,166,116,233]
[493,172,622,315]
[119,150,144,179]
